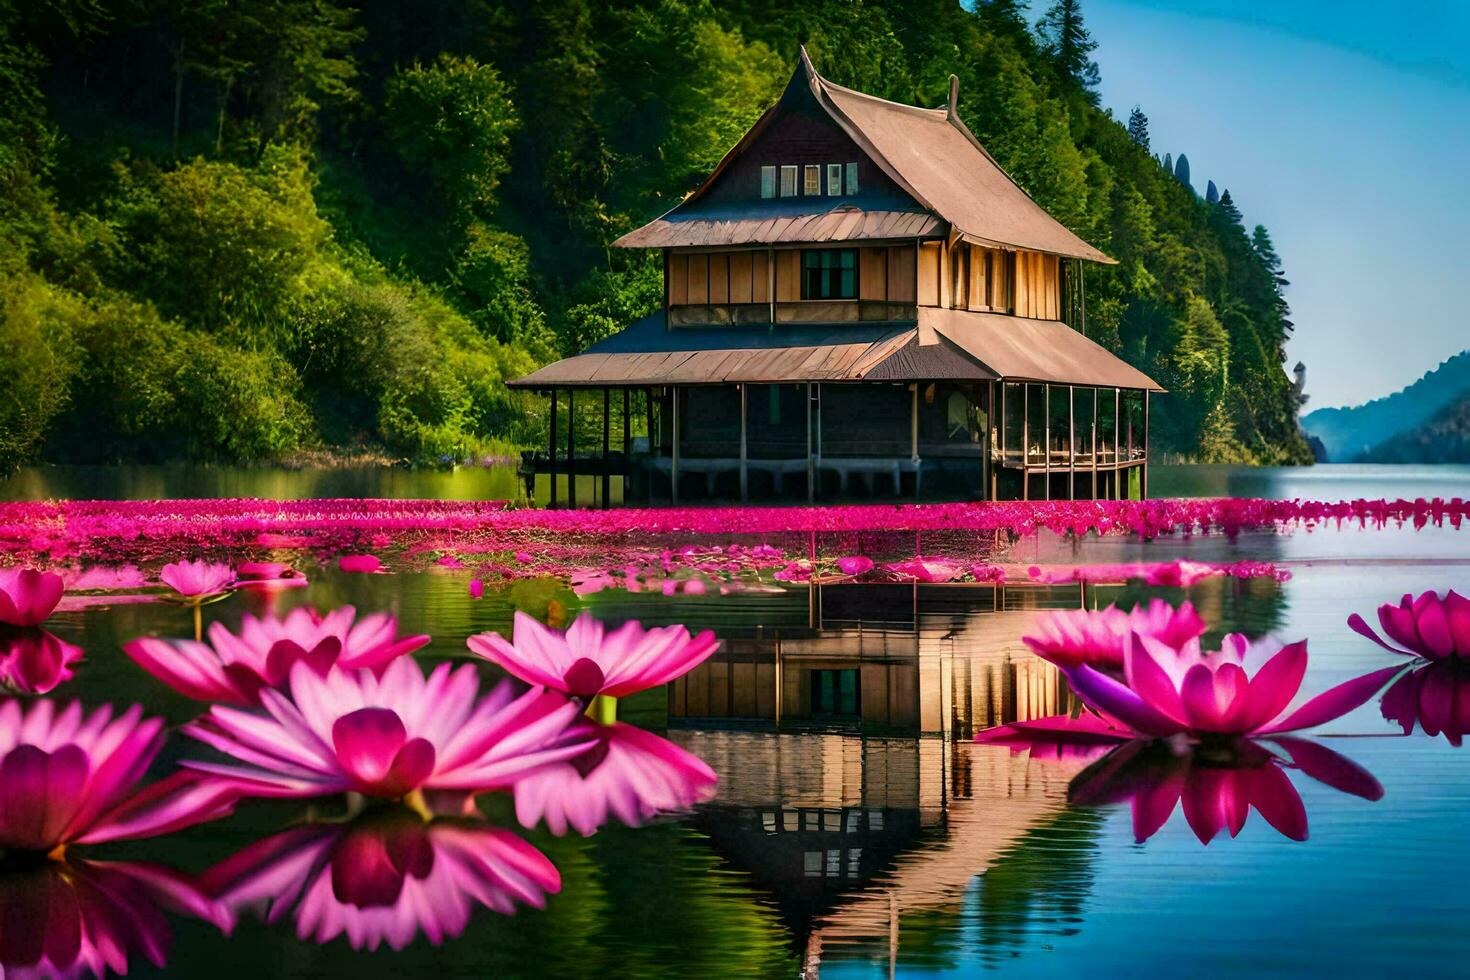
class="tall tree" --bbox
[1126,105,1149,150]
[1036,0,1100,102]
[1252,224,1292,335]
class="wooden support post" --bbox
[910,382,920,499]
[671,387,680,506]
[1114,387,1121,500]
[806,383,815,503]
[1143,389,1151,499]
[1068,384,1076,501]
[567,389,577,509]
[984,381,993,501]
[1092,386,1099,500]
[1021,383,1029,501]
[739,384,748,502]
[601,387,611,509]
[1043,384,1051,501]
[548,389,558,509]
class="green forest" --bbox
[0,0,1312,474]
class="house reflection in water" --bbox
[665,583,1098,972]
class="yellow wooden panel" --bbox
[751,250,770,304]
[708,660,730,716]
[668,252,688,306]
[992,250,1010,310]
[1048,255,1060,319]
[775,250,801,302]
[917,242,941,307]
[969,246,987,309]
[860,247,887,301]
[708,253,729,305]
[888,245,916,303]
[729,251,753,304]
[686,252,709,305]
[951,243,968,309]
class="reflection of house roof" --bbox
[509,310,1162,390]
[616,49,1112,263]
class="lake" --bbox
[0,463,1467,978]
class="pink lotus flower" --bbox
[514,722,717,836]
[202,810,558,952]
[835,555,874,576]
[1059,633,1405,739]
[182,657,593,800]
[466,612,719,700]
[123,605,429,705]
[159,559,235,598]
[884,557,962,583]
[468,578,485,598]
[1022,600,1208,671]
[0,629,83,695]
[0,858,232,976]
[1381,659,1470,745]
[0,699,238,853]
[1349,590,1470,660]
[0,567,64,627]
[1066,736,1381,844]
[233,561,308,591]
[338,554,384,574]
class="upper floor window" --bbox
[760,166,776,199]
[762,162,861,199]
[802,249,857,300]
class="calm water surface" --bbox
[3,464,1469,978]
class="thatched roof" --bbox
[614,49,1113,263]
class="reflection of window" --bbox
[845,161,859,195]
[804,851,822,877]
[802,249,857,299]
[804,164,821,195]
[760,165,776,199]
[780,165,798,197]
[826,163,842,196]
[812,668,860,716]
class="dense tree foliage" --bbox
[0,0,1310,473]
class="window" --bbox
[780,165,798,197]
[845,161,859,195]
[802,249,857,299]
[760,165,776,199]
[826,163,842,196]
[803,164,820,195]
[811,669,860,716]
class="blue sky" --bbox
[1078,0,1470,409]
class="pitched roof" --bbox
[614,49,1113,263]
[507,310,1160,390]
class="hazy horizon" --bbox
[1084,0,1468,411]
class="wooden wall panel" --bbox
[775,249,801,302]
[708,253,730,305]
[728,252,753,304]
[969,246,988,310]
[860,247,887,301]
[917,242,941,307]
[888,246,916,303]
[668,252,688,305]
[686,252,709,305]
[752,250,770,303]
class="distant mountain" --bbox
[1302,351,1470,462]
[1360,395,1470,464]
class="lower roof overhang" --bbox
[508,309,1162,392]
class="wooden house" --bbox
[510,49,1160,505]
